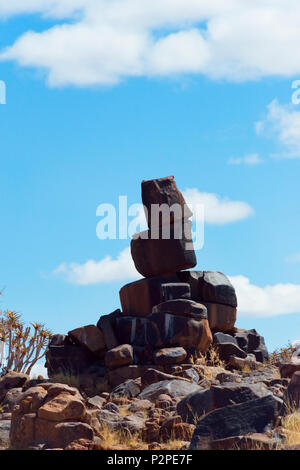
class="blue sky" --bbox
[1,1,300,362]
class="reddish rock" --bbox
[141,176,192,229]
[34,417,60,448]
[131,220,196,278]
[68,325,106,356]
[18,386,48,413]
[160,415,182,441]
[65,438,103,450]
[47,383,80,398]
[154,394,176,412]
[55,422,94,449]
[142,421,161,443]
[38,392,86,422]
[105,344,134,369]
[172,423,195,441]
[10,412,36,449]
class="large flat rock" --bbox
[139,379,201,401]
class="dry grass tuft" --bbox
[269,342,295,366]
[281,402,300,448]
[163,439,187,450]
[98,422,147,450]
[198,346,226,369]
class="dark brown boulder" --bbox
[177,270,237,307]
[211,433,278,450]
[139,379,201,401]
[285,371,300,408]
[177,382,272,424]
[115,313,212,353]
[97,310,120,350]
[105,344,134,370]
[131,220,196,278]
[152,299,207,320]
[203,302,237,333]
[119,275,178,317]
[108,365,163,388]
[214,342,247,362]
[0,371,28,403]
[110,379,141,399]
[198,271,237,307]
[153,347,187,365]
[46,343,102,377]
[161,283,191,301]
[189,394,283,449]
[68,325,106,357]
[280,362,300,379]
[141,176,192,229]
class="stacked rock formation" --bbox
[46,176,268,395]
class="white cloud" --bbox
[228,153,262,166]
[183,189,254,225]
[256,99,300,159]
[285,252,300,263]
[54,247,138,285]
[230,275,300,317]
[2,1,300,86]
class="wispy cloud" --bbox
[54,247,138,285]
[230,275,300,317]
[2,2,300,86]
[184,189,254,225]
[256,99,300,159]
[228,153,262,166]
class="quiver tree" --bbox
[0,310,52,376]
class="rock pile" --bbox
[45,176,269,396]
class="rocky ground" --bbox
[1,352,300,451]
